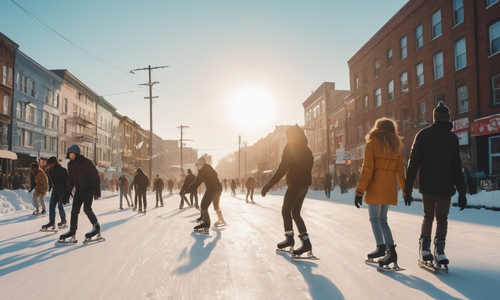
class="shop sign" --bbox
[455,130,469,146]
[471,114,500,136]
[452,117,469,132]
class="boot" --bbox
[85,222,101,239]
[277,231,294,250]
[57,219,67,228]
[41,219,55,230]
[419,236,434,261]
[59,228,76,240]
[378,245,398,268]
[433,237,449,265]
[194,221,210,233]
[292,233,312,256]
[367,244,386,261]
[214,209,226,227]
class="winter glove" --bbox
[458,194,467,211]
[354,195,362,208]
[404,193,413,206]
[94,186,101,200]
[29,188,33,193]
[261,183,270,197]
[62,193,71,205]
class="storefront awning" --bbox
[471,114,500,137]
[0,150,18,160]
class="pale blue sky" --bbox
[1,0,409,164]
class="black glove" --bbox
[94,187,101,200]
[29,188,33,193]
[458,194,467,211]
[62,193,71,205]
[354,195,362,208]
[261,183,270,197]
[404,193,413,206]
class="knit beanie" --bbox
[433,101,450,123]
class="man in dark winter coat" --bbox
[180,169,197,209]
[188,156,225,233]
[261,124,314,257]
[154,174,164,207]
[59,145,102,242]
[167,179,174,195]
[41,156,68,230]
[405,101,467,269]
[323,172,333,198]
[245,176,256,203]
[132,168,150,213]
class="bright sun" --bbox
[229,87,277,131]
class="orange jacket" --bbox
[355,137,405,205]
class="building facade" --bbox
[96,97,116,178]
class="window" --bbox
[453,0,464,25]
[44,87,55,106]
[432,10,442,38]
[62,119,67,134]
[401,72,409,93]
[3,94,9,115]
[387,80,394,101]
[364,95,369,110]
[387,48,393,68]
[17,73,28,93]
[401,107,410,130]
[492,73,500,105]
[417,102,426,124]
[15,102,23,119]
[41,135,47,150]
[363,69,368,85]
[490,136,500,176]
[375,88,382,107]
[434,51,444,79]
[29,79,36,98]
[358,125,363,142]
[455,38,467,70]
[63,98,68,113]
[50,137,57,152]
[365,122,370,137]
[2,66,6,85]
[43,111,49,127]
[457,85,469,113]
[27,105,35,123]
[354,75,359,91]
[50,114,58,130]
[400,36,407,59]
[416,63,424,86]
[24,130,33,147]
[490,21,500,55]
[61,141,66,155]
[374,60,380,78]
[487,0,499,8]
[416,24,423,49]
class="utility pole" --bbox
[130,65,168,181]
[238,135,241,180]
[243,141,247,179]
[178,125,191,175]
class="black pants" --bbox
[282,185,308,234]
[200,186,222,225]
[156,189,163,205]
[138,189,147,210]
[421,194,451,239]
[324,185,331,198]
[246,188,254,201]
[190,191,198,206]
[70,187,98,231]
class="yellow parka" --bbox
[34,170,49,196]
[355,137,405,205]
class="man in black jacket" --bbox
[405,101,467,270]
[261,124,314,258]
[154,174,164,207]
[132,168,149,213]
[180,169,197,209]
[41,157,68,230]
[59,145,102,242]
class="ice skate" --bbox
[365,244,386,263]
[32,209,39,215]
[41,210,46,214]
[58,219,68,229]
[40,219,57,232]
[378,245,403,271]
[213,209,226,227]
[292,233,318,260]
[433,237,449,272]
[276,231,294,252]
[194,222,210,234]
[58,229,77,243]
[83,222,105,244]
[418,236,436,272]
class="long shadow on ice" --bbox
[171,229,221,275]
[276,252,344,300]
[435,266,500,299]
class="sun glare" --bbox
[229,87,277,131]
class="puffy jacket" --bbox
[66,154,100,192]
[405,122,466,197]
[132,171,150,192]
[188,164,222,192]
[355,137,405,205]
[34,170,49,195]
[246,177,256,189]
[47,164,68,191]
[180,173,196,194]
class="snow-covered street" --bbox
[1,189,499,300]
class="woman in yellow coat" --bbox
[31,162,49,214]
[354,118,406,269]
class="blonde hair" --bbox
[365,117,403,155]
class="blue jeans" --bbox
[49,188,66,220]
[368,204,394,246]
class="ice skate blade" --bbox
[83,234,106,244]
[276,248,294,253]
[57,236,77,244]
[418,260,438,272]
[58,225,68,229]
[434,264,449,273]
[378,263,404,272]
[40,228,58,233]
[365,258,379,264]
[214,222,227,228]
[291,251,319,260]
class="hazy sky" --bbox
[1,0,408,165]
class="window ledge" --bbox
[452,22,464,29]
[434,76,444,81]
[431,34,442,41]
[486,2,499,10]
[488,51,500,59]
[455,65,467,72]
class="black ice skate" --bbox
[83,222,105,244]
[58,229,77,244]
[378,245,403,271]
[276,231,295,253]
[433,237,449,272]
[58,219,68,229]
[291,233,318,260]
[365,244,386,263]
[193,222,210,234]
[40,219,57,232]
[418,236,436,272]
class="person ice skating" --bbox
[59,145,102,243]
[323,172,333,198]
[154,174,164,207]
[41,157,68,231]
[188,155,225,233]
[118,175,130,209]
[261,124,314,258]
[30,162,48,214]
[340,172,348,194]
[167,179,174,195]
[405,101,467,271]
[180,169,198,209]
[230,179,236,197]
[131,168,149,213]
[354,118,406,270]
[245,176,256,203]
